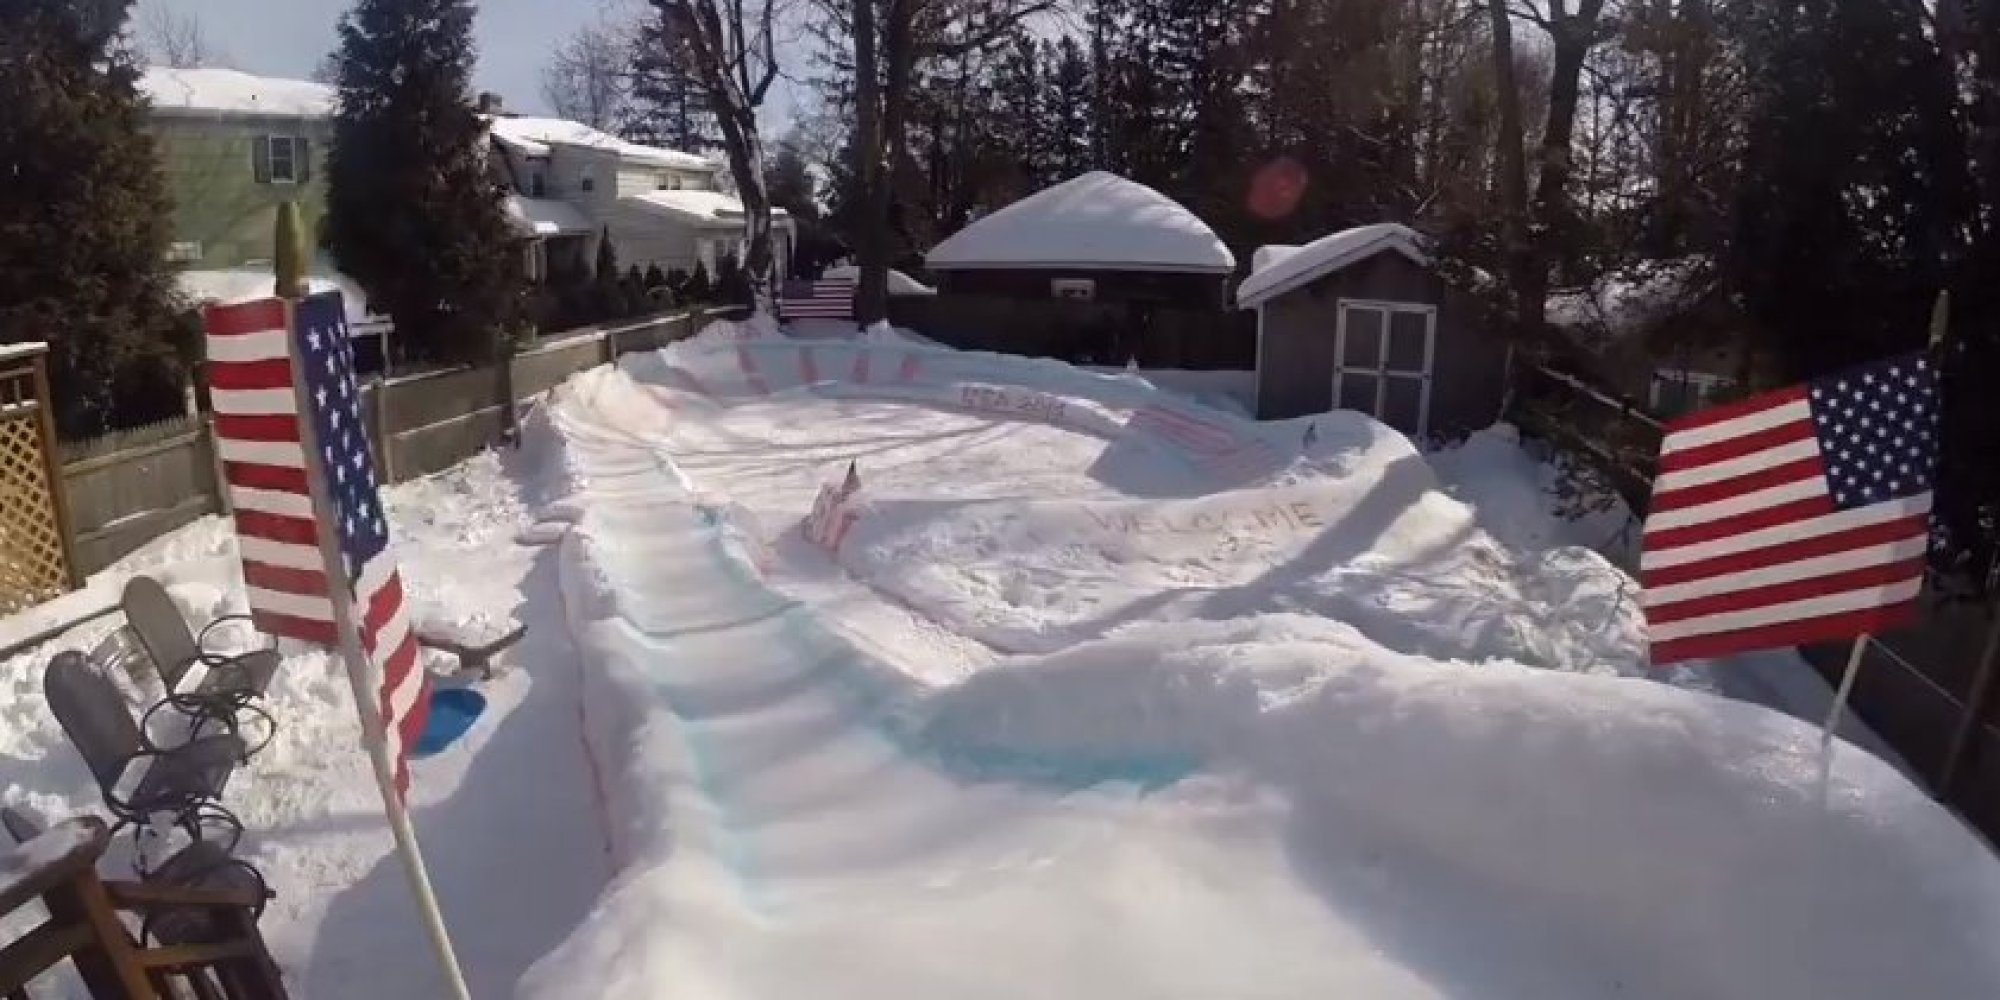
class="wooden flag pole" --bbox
[280,289,474,1000]
[1823,634,1870,746]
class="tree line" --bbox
[627,0,1999,591]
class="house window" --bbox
[165,241,202,263]
[657,174,684,191]
[579,168,596,194]
[530,172,547,197]
[254,136,310,185]
[1333,299,1436,437]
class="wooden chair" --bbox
[2,811,285,1000]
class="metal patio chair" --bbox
[120,578,279,755]
[43,651,247,867]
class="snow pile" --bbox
[926,172,1236,274]
[140,67,333,117]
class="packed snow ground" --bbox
[3,321,1998,998]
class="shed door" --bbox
[1333,300,1437,437]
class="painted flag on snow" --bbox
[780,277,856,321]
[204,292,430,796]
[1641,351,1939,665]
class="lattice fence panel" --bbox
[0,407,69,614]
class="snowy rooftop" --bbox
[623,189,789,227]
[487,116,714,172]
[506,195,595,237]
[926,172,1236,274]
[1237,223,1429,309]
[141,67,333,118]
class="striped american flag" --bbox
[780,277,855,321]
[1641,351,1939,665]
[204,292,430,796]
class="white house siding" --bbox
[548,145,622,215]
[603,201,706,275]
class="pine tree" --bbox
[324,0,525,365]
[1045,37,1096,180]
[0,0,188,436]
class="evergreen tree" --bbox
[687,259,713,302]
[0,0,188,436]
[1045,36,1096,180]
[324,0,525,365]
[594,227,619,282]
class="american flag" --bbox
[780,277,855,321]
[204,292,430,796]
[1641,351,1939,665]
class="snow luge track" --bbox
[528,366,1443,998]
[520,336,2000,1000]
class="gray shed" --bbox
[1237,224,1506,439]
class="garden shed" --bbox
[1237,223,1505,439]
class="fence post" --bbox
[29,353,82,590]
[371,378,396,484]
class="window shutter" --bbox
[297,137,311,183]
[252,137,271,183]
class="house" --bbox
[484,113,792,284]
[1237,223,1506,439]
[925,171,1235,307]
[140,67,336,271]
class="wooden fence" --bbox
[54,310,714,577]
[0,345,77,613]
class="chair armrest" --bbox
[105,879,269,911]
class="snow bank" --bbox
[918,615,2000,999]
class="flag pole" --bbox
[1823,634,1870,745]
[280,291,474,1000]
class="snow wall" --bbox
[519,325,2000,999]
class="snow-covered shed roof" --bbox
[926,172,1236,275]
[622,190,790,228]
[823,265,936,297]
[506,195,595,237]
[487,116,713,172]
[1236,223,1429,309]
[141,67,333,118]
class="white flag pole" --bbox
[283,297,475,1000]
[1823,633,1871,746]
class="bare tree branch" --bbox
[140,5,223,69]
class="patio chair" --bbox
[121,577,279,754]
[2,810,285,1000]
[43,651,247,866]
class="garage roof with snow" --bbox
[141,67,333,118]
[1236,223,1429,309]
[926,172,1236,275]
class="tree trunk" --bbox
[665,1,778,318]
[852,0,890,326]
[1530,19,1591,307]
[1485,0,1534,331]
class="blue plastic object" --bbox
[412,687,487,758]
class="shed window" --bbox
[1334,300,1436,437]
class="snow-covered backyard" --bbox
[5,322,1999,998]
